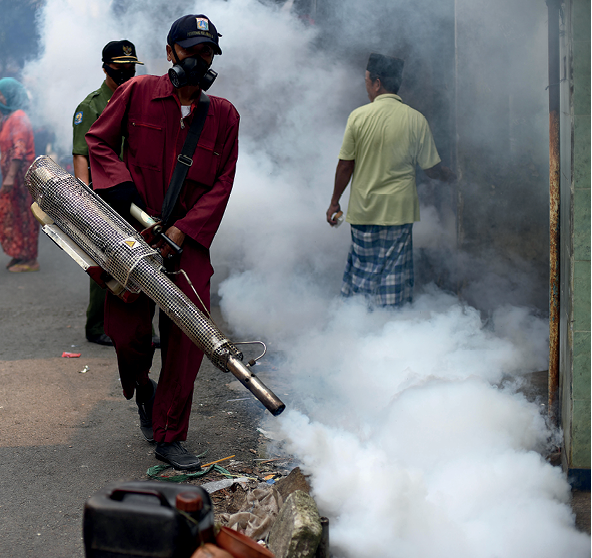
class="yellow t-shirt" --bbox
[338,93,441,225]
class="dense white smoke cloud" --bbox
[260,291,590,557]
[22,0,589,556]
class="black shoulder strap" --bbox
[161,91,210,227]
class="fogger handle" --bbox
[130,203,183,256]
[226,357,285,416]
[130,203,158,228]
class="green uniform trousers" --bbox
[85,278,106,338]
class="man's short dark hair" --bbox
[368,72,402,94]
[367,53,404,94]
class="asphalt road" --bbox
[0,232,277,557]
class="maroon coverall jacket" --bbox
[86,74,240,443]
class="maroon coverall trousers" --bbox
[104,238,213,443]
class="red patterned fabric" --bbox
[0,109,39,260]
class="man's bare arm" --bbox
[0,159,22,193]
[424,162,456,183]
[73,154,90,186]
[327,159,355,225]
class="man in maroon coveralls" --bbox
[86,14,240,470]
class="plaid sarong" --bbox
[341,224,414,308]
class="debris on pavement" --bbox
[61,352,81,358]
[200,477,253,494]
[202,455,236,468]
[146,463,235,483]
[221,484,283,541]
[268,490,323,558]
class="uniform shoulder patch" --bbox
[74,111,84,125]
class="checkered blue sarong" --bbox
[341,224,414,307]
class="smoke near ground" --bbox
[258,292,589,557]
[21,0,589,556]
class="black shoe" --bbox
[86,333,114,346]
[152,335,161,349]
[137,379,157,442]
[155,441,202,471]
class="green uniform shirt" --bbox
[72,81,113,157]
[338,93,441,225]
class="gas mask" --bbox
[103,64,136,86]
[168,49,217,91]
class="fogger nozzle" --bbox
[226,357,285,416]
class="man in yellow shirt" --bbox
[327,53,455,308]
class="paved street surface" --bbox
[0,233,272,557]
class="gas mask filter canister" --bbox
[168,51,217,91]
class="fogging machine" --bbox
[25,156,285,416]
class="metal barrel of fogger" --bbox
[24,156,285,416]
[226,357,285,416]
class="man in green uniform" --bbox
[72,40,143,345]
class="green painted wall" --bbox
[559,0,591,473]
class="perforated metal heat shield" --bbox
[25,156,245,371]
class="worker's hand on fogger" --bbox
[98,181,146,218]
[153,225,185,259]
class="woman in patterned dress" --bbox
[0,77,39,272]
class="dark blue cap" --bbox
[167,14,222,55]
